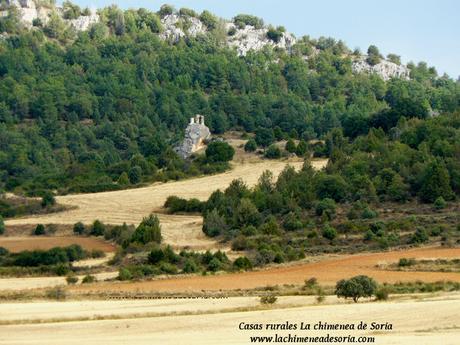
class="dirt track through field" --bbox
[72,247,460,293]
[5,159,325,250]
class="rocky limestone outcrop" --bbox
[175,115,212,159]
[68,11,99,31]
[352,57,410,81]
[160,14,206,42]
[3,0,98,30]
[225,23,296,56]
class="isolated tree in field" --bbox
[206,141,235,162]
[34,224,46,236]
[131,214,162,244]
[336,275,377,302]
[339,276,376,301]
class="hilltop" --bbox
[1,1,411,80]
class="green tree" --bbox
[131,214,162,244]
[255,128,275,148]
[206,141,235,162]
[244,139,257,152]
[41,192,56,208]
[366,45,382,66]
[285,139,297,153]
[34,224,46,236]
[128,166,143,184]
[419,161,453,203]
[265,145,281,159]
[336,275,378,302]
[0,216,4,235]
[90,220,106,236]
[73,222,85,235]
[203,209,226,237]
[322,224,337,241]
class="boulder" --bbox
[175,115,212,159]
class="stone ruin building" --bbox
[175,115,211,159]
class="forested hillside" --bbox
[0,2,459,196]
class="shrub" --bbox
[304,277,318,289]
[128,165,142,184]
[82,274,96,284]
[233,256,252,270]
[148,248,165,264]
[260,294,277,304]
[434,196,447,210]
[73,222,85,235]
[411,228,429,244]
[34,224,46,236]
[335,275,377,302]
[316,287,326,303]
[203,209,226,237]
[398,258,416,267]
[131,214,162,244]
[158,4,174,18]
[0,216,4,235]
[66,274,78,285]
[244,139,257,152]
[199,10,218,30]
[183,259,199,273]
[322,224,337,241]
[264,145,281,159]
[118,267,133,281]
[375,287,389,301]
[266,27,283,43]
[0,247,8,256]
[285,139,296,153]
[46,287,67,300]
[233,14,263,29]
[41,192,56,208]
[90,220,105,236]
[206,141,235,163]
[315,198,336,220]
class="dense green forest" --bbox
[0,3,459,198]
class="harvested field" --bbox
[0,237,116,253]
[5,159,326,250]
[0,271,118,291]
[0,293,459,344]
[71,247,460,293]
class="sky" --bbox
[61,0,460,78]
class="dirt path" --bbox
[5,159,326,250]
[72,247,460,293]
[1,294,459,344]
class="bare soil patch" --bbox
[0,237,116,253]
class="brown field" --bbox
[0,236,116,253]
[5,158,326,250]
[71,246,460,293]
[0,293,459,344]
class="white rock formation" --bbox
[160,14,206,42]
[175,115,211,159]
[3,0,98,30]
[225,23,296,56]
[352,57,410,81]
[68,11,99,31]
